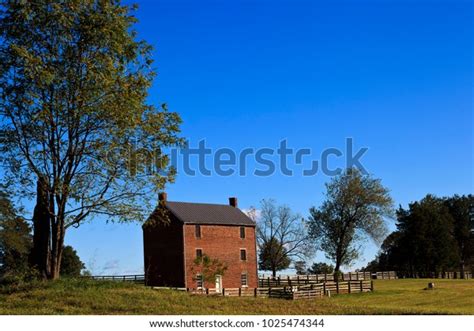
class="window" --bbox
[241,273,248,287]
[195,224,201,238]
[240,249,247,261]
[196,249,202,259]
[240,226,245,239]
[196,274,203,289]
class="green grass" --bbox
[0,278,472,314]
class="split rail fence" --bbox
[258,271,397,287]
[188,280,373,300]
[84,274,145,284]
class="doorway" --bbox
[215,275,222,293]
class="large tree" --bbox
[251,199,313,277]
[308,169,394,278]
[0,1,182,279]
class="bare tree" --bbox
[250,199,314,277]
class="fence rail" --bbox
[374,271,398,280]
[188,280,374,300]
[84,274,145,283]
[258,272,376,287]
[396,271,472,279]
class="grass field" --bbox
[0,278,472,315]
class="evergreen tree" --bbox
[258,238,291,277]
[307,262,334,274]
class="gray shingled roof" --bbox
[165,201,255,226]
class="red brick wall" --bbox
[143,214,185,287]
[183,224,257,289]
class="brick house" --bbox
[143,193,257,290]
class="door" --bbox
[215,275,222,293]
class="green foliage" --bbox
[307,262,334,274]
[308,168,394,273]
[258,238,291,275]
[444,195,474,269]
[294,261,307,275]
[0,0,182,223]
[60,246,85,277]
[370,194,473,275]
[191,254,228,284]
[0,191,32,280]
[0,0,182,278]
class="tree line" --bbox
[363,194,473,277]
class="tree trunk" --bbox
[29,177,51,279]
[49,222,65,279]
[334,260,341,282]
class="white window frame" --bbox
[196,274,203,289]
[240,272,248,287]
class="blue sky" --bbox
[63,0,472,275]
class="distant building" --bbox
[143,193,257,291]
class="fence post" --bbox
[360,280,363,292]
[307,274,309,284]
[254,288,257,297]
[371,281,374,292]
[268,278,270,287]
[323,282,326,295]
[206,288,209,295]
[238,288,241,297]
[348,281,351,293]
[288,276,291,287]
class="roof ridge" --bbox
[166,201,231,207]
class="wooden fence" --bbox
[396,271,472,279]
[84,274,145,284]
[188,280,373,300]
[374,271,398,280]
[258,272,375,287]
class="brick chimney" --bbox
[158,192,167,204]
[229,197,238,208]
